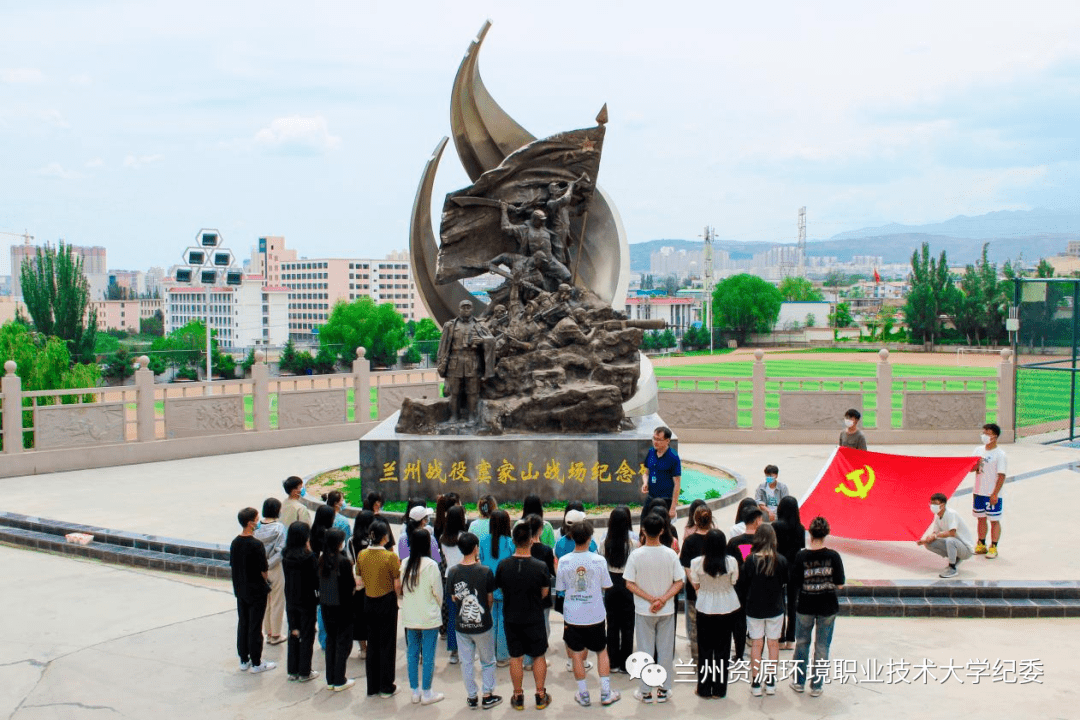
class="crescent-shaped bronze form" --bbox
[408,21,654,417]
[408,137,488,322]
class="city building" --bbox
[108,270,148,297]
[623,295,695,335]
[10,242,108,299]
[249,237,428,342]
[165,277,288,351]
[89,299,164,333]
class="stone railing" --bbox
[0,348,439,478]
[658,348,1014,444]
[0,347,1016,477]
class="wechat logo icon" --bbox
[626,651,668,689]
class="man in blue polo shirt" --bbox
[640,426,681,519]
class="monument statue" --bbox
[399,21,664,437]
[436,299,495,423]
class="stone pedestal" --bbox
[360,412,674,506]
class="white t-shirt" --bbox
[689,555,740,615]
[972,445,1007,496]
[555,550,612,626]
[928,508,975,552]
[623,543,684,616]
[442,543,464,570]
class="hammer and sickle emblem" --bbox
[835,465,876,499]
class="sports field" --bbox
[654,359,1000,429]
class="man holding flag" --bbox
[916,493,975,578]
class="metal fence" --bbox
[1013,278,1080,442]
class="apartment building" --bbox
[164,278,288,350]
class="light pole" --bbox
[175,229,242,394]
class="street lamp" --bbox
[174,229,241,393]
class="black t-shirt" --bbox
[446,563,497,634]
[790,548,845,616]
[530,543,556,609]
[318,553,357,607]
[679,532,707,602]
[230,535,269,601]
[282,550,318,608]
[734,553,788,619]
[496,554,549,624]
[772,519,806,566]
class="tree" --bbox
[658,329,676,349]
[19,242,97,363]
[903,243,957,349]
[829,302,854,329]
[140,310,164,337]
[104,346,135,383]
[314,346,337,374]
[279,338,299,374]
[106,282,135,300]
[779,276,824,302]
[711,274,783,345]
[412,317,441,359]
[402,344,423,366]
[661,275,680,297]
[0,322,101,448]
[681,325,707,350]
[823,270,849,300]
[805,313,816,328]
[319,297,408,367]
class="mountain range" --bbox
[630,208,1080,272]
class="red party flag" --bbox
[873,268,882,284]
[798,447,979,541]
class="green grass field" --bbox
[655,360,1000,429]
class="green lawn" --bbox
[655,360,1000,429]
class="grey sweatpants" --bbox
[634,613,675,692]
[927,537,972,565]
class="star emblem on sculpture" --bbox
[580,138,596,153]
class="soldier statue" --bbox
[436,299,494,423]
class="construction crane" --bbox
[0,230,34,245]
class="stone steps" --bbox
[0,512,230,579]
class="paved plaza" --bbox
[3,436,1079,717]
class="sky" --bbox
[2,0,1080,271]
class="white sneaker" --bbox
[332,678,356,692]
[412,690,422,704]
[238,661,251,671]
[565,659,593,671]
[809,686,824,697]
[249,661,276,674]
[421,692,445,705]
[633,689,653,704]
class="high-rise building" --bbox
[10,242,108,299]
[165,278,289,351]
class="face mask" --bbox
[980,434,992,446]
[844,419,855,428]
[931,504,942,515]
[300,487,307,497]
[766,476,777,485]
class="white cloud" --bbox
[39,110,70,129]
[252,115,341,154]
[36,162,81,180]
[85,158,104,168]
[123,154,163,168]
[0,68,44,84]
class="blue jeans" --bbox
[792,613,836,689]
[406,627,439,691]
[492,599,508,662]
[317,605,326,649]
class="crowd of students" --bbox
[229,476,845,707]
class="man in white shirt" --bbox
[971,423,1007,559]
[554,520,619,707]
[917,493,975,578]
[624,513,684,704]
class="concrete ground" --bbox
[4,438,1079,581]
[0,544,1074,720]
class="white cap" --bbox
[564,509,586,525]
[408,505,435,522]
